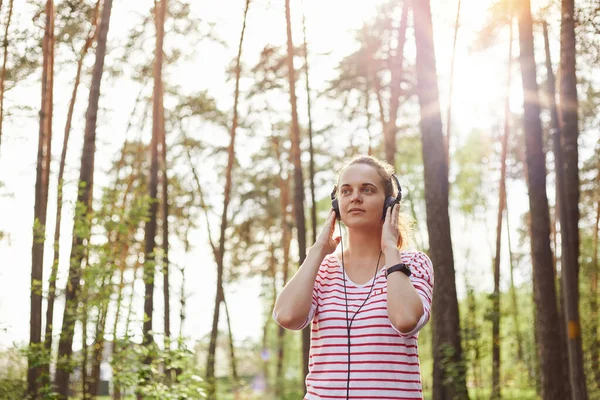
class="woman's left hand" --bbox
[381,203,400,252]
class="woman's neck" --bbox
[343,226,383,266]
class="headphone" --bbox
[330,173,402,221]
[329,173,402,399]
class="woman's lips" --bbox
[348,209,365,213]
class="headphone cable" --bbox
[338,220,382,400]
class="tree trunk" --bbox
[0,0,14,155]
[557,1,587,397]
[154,0,170,347]
[43,0,100,379]
[110,219,137,400]
[89,299,108,397]
[445,0,461,163]
[384,1,409,167]
[117,257,143,399]
[274,137,291,397]
[96,169,135,398]
[28,1,53,396]
[411,0,468,398]
[505,203,524,362]
[590,183,600,388]
[82,285,89,399]
[141,0,167,355]
[54,0,114,397]
[125,257,142,337]
[205,1,249,398]
[223,296,239,387]
[300,0,317,245]
[111,221,139,400]
[160,84,170,344]
[101,106,140,400]
[179,225,191,340]
[542,20,576,399]
[365,77,373,156]
[111,263,126,400]
[284,0,309,381]
[413,0,468,400]
[516,1,568,398]
[373,78,388,137]
[263,243,277,396]
[491,9,513,396]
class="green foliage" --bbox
[454,285,540,394]
[439,342,467,391]
[0,346,26,400]
[472,0,513,52]
[111,339,207,399]
[54,0,98,56]
[452,128,493,215]
[0,379,25,400]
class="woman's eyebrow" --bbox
[340,182,378,188]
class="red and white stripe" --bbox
[280,251,434,400]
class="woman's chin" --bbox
[343,218,380,230]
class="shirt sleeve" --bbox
[272,260,322,331]
[391,251,434,337]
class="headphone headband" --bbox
[391,174,402,203]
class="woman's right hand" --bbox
[313,209,341,256]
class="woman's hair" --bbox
[337,155,413,250]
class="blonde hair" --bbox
[337,155,413,250]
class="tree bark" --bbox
[274,136,291,397]
[179,225,191,340]
[81,284,89,399]
[43,0,100,380]
[89,296,109,397]
[154,2,170,345]
[516,1,568,398]
[300,0,317,245]
[384,1,409,167]
[590,181,600,389]
[542,20,576,399]
[142,0,167,355]
[54,0,114,397]
[160,84,170,344]
[284,0,309,381]
[98,159,136,398]
[0,0,14,155]
[111,248,128,400]
[223,295,239,386]
[445,0,461,164]
[491,9,513,397]
[557,1,587,397]
[106,104,141,397]
[264,243,277,395]
[205,1,249,398]
[28,0,53,396]
[505,203,524,362]
[411,0,468,398]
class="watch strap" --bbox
[385,263,411,278]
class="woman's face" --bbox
[338,163,386,229]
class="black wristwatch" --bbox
[385,263,411,278]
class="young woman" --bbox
[273,155,433,399]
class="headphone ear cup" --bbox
[332,198,341,220]
[382,197,397,220]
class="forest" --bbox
[0,0,599,399]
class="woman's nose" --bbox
[350,190,362,202]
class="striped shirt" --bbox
[278,251,434,400]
